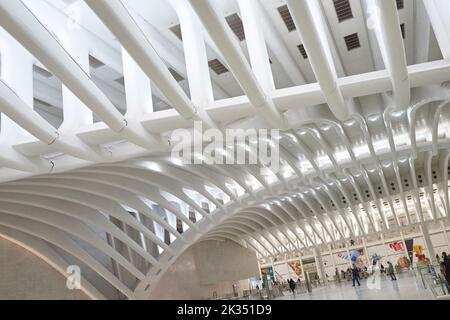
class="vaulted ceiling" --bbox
[0,0,449,299]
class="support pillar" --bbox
[380,232,390,264]
[344,241,352,268]
[314,247,328,285]
[329,244,336,270]
[362,237,370,267]
[298,252,305,281]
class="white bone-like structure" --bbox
[0,0,450,299]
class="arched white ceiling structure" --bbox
[0,0,449,299]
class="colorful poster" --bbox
[260,266,274,288]
[350,248,369,269]
[336,249,368,268]
[287,260,302,277]
[413,244,429,265]
[397,256,411,268]
[388,241,405,252]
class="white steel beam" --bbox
[188,0,287,129]
[286,0,353,120]
[0,0,165,151]
[84,0,217,129]
[370,0,410,109]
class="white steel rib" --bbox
[0,0,448,299]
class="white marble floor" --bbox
[277,271,435,300]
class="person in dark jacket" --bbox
[442,252,450,285]
[387,261,397,280]
[289,278,296,294]
[351,264,360,287]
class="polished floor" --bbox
[277,271,435,300]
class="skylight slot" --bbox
[168,67,184,82]
[33,97,52,108]
[170,24,183,41]
[208,59,228,75]
[344,33,360,51]
[297,44,308,59]
[333,0,353,22]
[400,23,405,39]
[114,76,124,86]
[89,55,104,69]
[277,5,296,32]
[33,65,53,78]
[225,13,245,41]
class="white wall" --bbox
[0,237,88,299]
[148,240,259,299]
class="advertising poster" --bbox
[413,244,429,265]
[260,266,274,288]
[350,248,368,269]
[387,241,410,268]
[336,249,368,268]
[287,260,302,277]
[388,241,405,253]
[273,263,289,282]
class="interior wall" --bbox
[148,240,259,299]
[0,236,88,300]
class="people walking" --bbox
[442,252,450,285]
[380,263,385,274]
[387,261,397,280]
[288,278,296,295]
[335,268,341,283]
[351,264,360,287]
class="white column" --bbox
[329,244,336,270]
[122,48,153,119]
[314,247,328,285]
[380,232,390,264]
[298,253,305,281]
[59,30,93,132]
[362,237,370,267]
[344,241,352,268]
[0,30,34,140]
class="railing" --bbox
[416,264,450,300]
